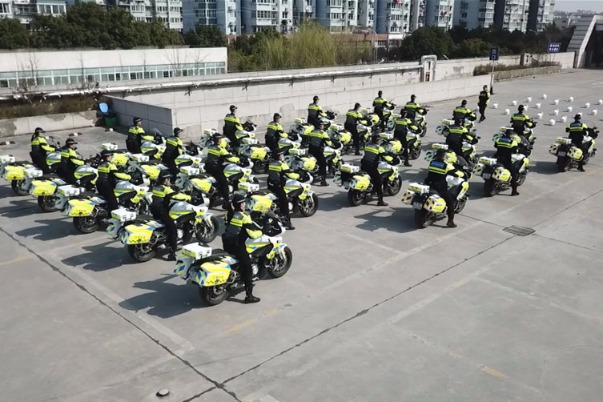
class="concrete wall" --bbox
[436,52,575,81]
[110,98,174,137]
[0,111,96,138]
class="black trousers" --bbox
[345,123,360,153]
[96,182,119,212]
[478,104,487,119]
[268,181,289,217]
[395,133,410,161]
[31,152,50,174]
[361,161,383,199]
[223,235,254,288]
[207,165,230,203]
[309,146,327,178]
[126,137,141,154]
[433,183,455,219]
[153,206,177,252]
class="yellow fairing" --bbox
[301,157,316,171]
[424,195,446,213]
[568,146,583,161]
[191,178,213,194]
[141,165,161,180]
[459,181,470,198]
[389,140,402,153]
[195,261,231,286]
[339,131,352,144]
[493,166,511,183]
[246,241,270,255]
[122,224,153,244]
[303,125,313,135]
[250,147,268,159]
[30,180,57,196]
[351,175,371,191]
[248,195,273,213]
[4,166,25,180]
[112,153,128,167]
[66,200,95,217]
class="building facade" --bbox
[493,0,530,32]
[314,0,359,33]
[107,0,183,31]
[527,0,554,32]
[0,0,67,24]
[240,0,294,34]
[454,0,495,29]
[424,0,454,29]
[183,0,240,35]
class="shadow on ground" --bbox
[61,240,138,271]
[15,217,74,240]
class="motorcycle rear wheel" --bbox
[483,179,497,197]
[264,246,293,278]
[199,285,229,306]
[252,160,268,174]
[195,215,220,244]
[11,180,28,196]
[347,189,364,206]
[556,157,570,172]
[298,193,319,217]
[414,209,435,229]
[127,244,156,262]
[410,147,421,160]
[73,216,99,234]
[38,196,59,212]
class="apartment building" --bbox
[182,0,240,35]
[0,0,67,24]
[107,0,183,31]
[313,0,359,33]
[453,0,495,29]
[527,0,554,32]
[424,0,453,29]
[241,0,294,34]
[493,0,529,31]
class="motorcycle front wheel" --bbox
[195,215,220,244]
[410,147,421,160]
[73,216,99,234]
[38,196,59,212]
[298,193,319,217]
[516,171,527,187]
[263,246,293,278]
[11,180,28,196]
[347,189,364,206]
[127,244,156,262]
[385,175,402,196]
[199,285,229,306]
[454,197,467,214]
[252,160,268,174]
[556,156,570,172]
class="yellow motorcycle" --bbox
[472,155,529,196]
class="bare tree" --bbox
[13,52,40,104]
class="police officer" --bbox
[404,94,421,119]
[265,113,286,154]
[224,105,243,148]
[126,117,145,153]
[345,103,363,155]
[446,118,472,165]
[162,127,183,178]
[205,134,240,208]
[478,85,490,122]
[510,105,534,145]
[566,114,590,172]
[307,95,327,128]
[394,109,417,167]
[97,150,132,212]
[425,149,465,227]
[30,127,54,174]
[495,129,520,195]
[58,139,84,184]
[268,149,298,230]
[453,100,472,122]
[222,193,263,304]
[151,170,191,261]
[308,121,331,186]
[373,91,387,130]
[361,134,391,207]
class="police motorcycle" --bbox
[402,168,471,229]
[434,126,480,166]
[334,154,403,207]
[493,126,536,158]
[327,123,354,155]
[140,129,167,160]
[30,163,98,212]
[289,118,314,144]
[119,195,219,262]
[299,111,337,147]
[173,211,292,306]
[1,156,44,196]
[380,125,423,161]
[435,110,477,137]
[233,128,271,175]
[472,154,530,197]
[549,127,598,173]
[270,169,319,218]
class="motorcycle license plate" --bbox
[412,202,423,209]
[558,152,566,157]
[483,173,491,179]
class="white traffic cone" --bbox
[549,119,556,126]
[504,109,511,115]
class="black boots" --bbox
[244,284,260,304]
[377,198,388,206]
[447,218,457,228]
[404,159,412,167]
[282,216,295,230]
[578,164,585,172]
[511,183,519,196]
[167,248,177,261]
[320,178,329,187]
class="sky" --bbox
[555,1,603,13]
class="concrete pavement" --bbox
[1,69,603,402]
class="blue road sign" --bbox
[489,48,499,61]
[548,42,561,53]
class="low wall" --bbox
[494,66,562,80]
[0,110,96,138]
[110,98,174,137]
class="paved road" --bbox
[1,70,603,402]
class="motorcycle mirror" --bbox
[151,128,165,137]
